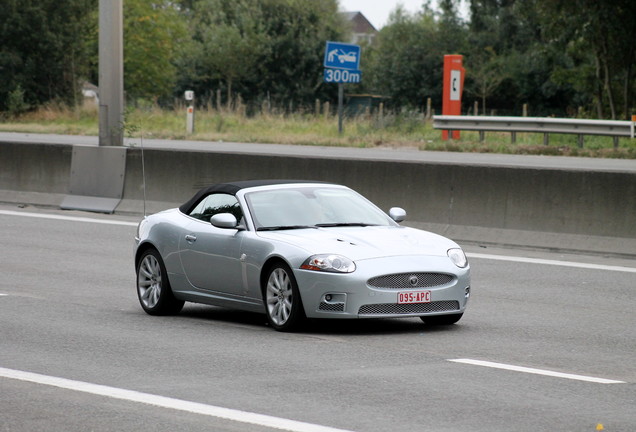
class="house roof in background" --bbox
[342,11,377,34]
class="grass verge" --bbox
[1,104,635,158]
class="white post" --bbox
[631,115,635,139]
[185,91,195,134]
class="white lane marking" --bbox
[0,210,137,227]
[2,210,635,273]
[467,252,636,273]
[0,367,354,432]
[449,359,625,384]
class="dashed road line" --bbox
[467,252,636,273]
[449,359,625,384]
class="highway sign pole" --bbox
[338,84,344,135]
[324,41,361,137]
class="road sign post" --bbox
[324,41,361,135]
[338,84,344,134]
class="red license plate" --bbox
[397,291,431,304]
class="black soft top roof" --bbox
[178,180,327,214]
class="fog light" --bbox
[325,294,332,302]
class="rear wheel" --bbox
[263,263,305,332]
[420,313,463,325]
[136,249,184,315]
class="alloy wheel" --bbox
[138,254,162,309]
[266,268,293,325]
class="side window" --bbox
[189,193,243,223]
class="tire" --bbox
[263,263,305,332]
[136,248,184,316]
[420,313,463,326]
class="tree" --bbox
[463,0,577,116]
[536,0,636,119]
[187,0,268,107]
[467,47,508,114]
[365,2,468,110]
[123,0,188,103]
[465,0,519,114]
[257,0,345,107]
[0,0,96,113]
[180,0,345,109]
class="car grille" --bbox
[319,301,345,312]
[358,301,460,315]
[367,273,454,289]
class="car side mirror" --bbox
[389,207,406,223]
[210,213,240,229]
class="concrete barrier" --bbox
[0,142,72,207]
[2,139,636,257]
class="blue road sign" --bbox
[324,68,361,84]
[324,41,361,71]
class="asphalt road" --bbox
[1,204,634,432]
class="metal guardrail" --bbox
[433,115,634,147]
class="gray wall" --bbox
[2,141,635,256]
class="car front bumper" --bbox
[293,255,470,319]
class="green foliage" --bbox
[123,0,188,103]
[186,0,269,105]
[534,0,636,119]
[257,0,345,106]
[3,0,635,121]
[365,3,465,109]
[179,0,346,109]
[6,85,30,117]
[0,0,96,112]
[363,0,473,110]
[459,0,636,118]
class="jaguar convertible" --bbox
[134,180,471,331]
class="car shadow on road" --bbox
[178,304,467,336]
[302,317,466,336]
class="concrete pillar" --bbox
[98,0,124,147]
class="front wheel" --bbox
[263,263,305,332]
[420,313,463,326]
[136,249,184,315]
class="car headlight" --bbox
[300,254,356,273]
[448,248,468,268]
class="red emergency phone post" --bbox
[442,55,465,140]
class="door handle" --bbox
[185,234,197,242]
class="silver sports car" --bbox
[134,180,471,331]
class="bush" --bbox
[6,85,30,117]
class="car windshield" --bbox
[245,186,395,231]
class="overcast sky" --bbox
[339,1,468,30]
[338,0,427,30]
